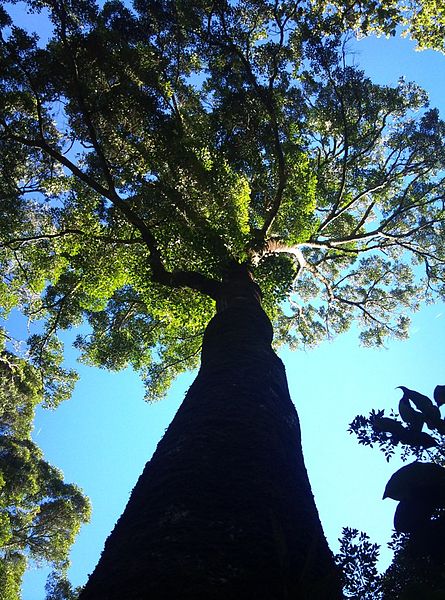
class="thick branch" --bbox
[2,126,221,298]
[0,230,144,248]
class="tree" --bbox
[45,571,83,600]
[1,0,445,597]
[0,350,90,600]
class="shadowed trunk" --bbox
[79,271,341,599]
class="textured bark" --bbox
[79,280,341,599]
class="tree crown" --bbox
[1,0,445,400]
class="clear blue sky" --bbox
[5,15,444,599]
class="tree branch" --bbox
[1,126,221,299]
[209,14,288,244]
[0,230,145,248]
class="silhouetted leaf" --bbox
[372,416,405,437]
[393,498,435,533]
[383,462,445,501]
[398,387,441,430]
[398,396,424,431]
[399,430,438,449]
[433,385,445,407]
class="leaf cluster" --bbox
[335,527,381,599]
[312,0,445,53]
[349,386,445,463]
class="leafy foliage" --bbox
[45,571,82,600]
[380,531,445,599]
[315,0,445,53]
[0,350,90,599]
[1,0,445,400]
[337,527,445,599]
[349,385,445,463]
[335,527,381,599]
[348,384,445,599]
[1,0,445,596]
[0,554,26,600]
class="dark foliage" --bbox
[346,384,445,599]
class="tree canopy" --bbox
[0,350,90,600]
[1,0,445,403]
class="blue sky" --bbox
[5,16,445,599]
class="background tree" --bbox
[1,0,445,596]
[0,349,90,600]
[44,571,83,600]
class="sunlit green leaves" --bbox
[271,151,318,244]
[313,0,445,53]
[73,284,213,400]
[0,352,40,437]
[1,0,445,400]
[408,0,445,52]
[0,554,26,600]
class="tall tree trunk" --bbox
[79,275,341,599]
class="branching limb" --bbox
[210,11,288,245]
[0,230,145,248]
[1,124,221,298]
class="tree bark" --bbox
[79,276,341,599]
